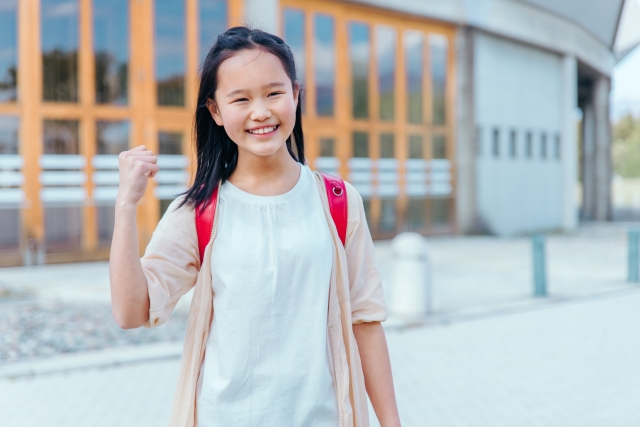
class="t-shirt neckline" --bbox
[222,163,308,204]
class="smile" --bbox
[247,125,279,135]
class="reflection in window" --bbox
[0,116,19,154]
[159,131,183,154]
[376,26,396,121]
[314,14,335,116]
[430,35,448,125]
[42,0,79,102]
[97,120,129,154]
[349,22,369,119]
[379,198,396,232]
[200,0,227,64]
[407,198,426,230]
[155,0,185,106]
[492,128,500,158]
[283,9,305,112]
[0,0,18,102]
[380,133,394,158]
[408,135,423,159]
[320,137,335,157]
[526,131,533,158]
[405,31,423,124]
[94,0,128,104]
[45,206,82,252]
[430,198,450,225]
[555,134,561,160]
[432,134,446,159]
[353,132,369,157]
[43,120,79,154]
[510,129,517,158]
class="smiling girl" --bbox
[109,27,400,427]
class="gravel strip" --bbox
[0,301,188,364]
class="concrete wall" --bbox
[474,32,567,235]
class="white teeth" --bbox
[249,126,276,135]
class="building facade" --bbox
[0,0,628,266]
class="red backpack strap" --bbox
[195,185,219,265]
[320,172,348,246]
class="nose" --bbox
[250,100,272,122]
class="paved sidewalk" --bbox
[3,288,640,426]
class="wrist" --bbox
[116,197,138,213]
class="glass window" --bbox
[0,0,18,103]
[45,206,82,252]
[97,205,114,246]
[492,128,499,158]
[510,129,517,158]
[376,25,396,121]
[0,209,20,252]
[320,137,335,157]
[43,119,79,154]
[380,133,394,158]
[430,34,448,125]
[348,21,369,119]
[408,135,423,159]
[430,198,449,225]
[42,0,79,102]
[353,132,368,157]
[476,126,482,157]
[314,14,335,116]
[94,0,128,104]
[155,0,185,106]
[159,131,183,154]
[433,134,446,159]
[541,132,547,159]
[407,198,426,230]
[97,120,129,154]
[283,8,305,112]
[199,0,227,64]
[526,131,533,158]
[555,134,561,160]
[362,198,371,227]
[379,198,396,232]
[405,30,423,124]
[0,116,18,154]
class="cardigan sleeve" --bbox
[141,197,200,328]
[344,183,389,324]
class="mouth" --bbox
[246,125,279,136]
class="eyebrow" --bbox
[225,81,287,98]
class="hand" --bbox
[117,145,159,206]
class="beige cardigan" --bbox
[141,172,388,427]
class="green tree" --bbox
[613,114,640,178]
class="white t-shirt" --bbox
[196,165,339,427]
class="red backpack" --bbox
[195,172,348,263]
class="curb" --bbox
[0,342,183,379]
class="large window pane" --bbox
[159,131,183,154]
[320,137,335,157]
[155,0,185,106]
[0,115,18,154]
[349,22,369,119]
[407,198,426,231]
[376,26,396,121]
[283,8,305,112]
[430,197,450,225]
[97,120,129,154]
[43,119,79,154]
[380,133,394,158]
[408,135,423,159]
[42,0,79,102]
[379,198,396,232]
[94,0,128,104]
[0,0,18,102]
[314,14,335,116]
[432,134,446,159]
[430,34,448,125]
[353,132,369,157]
[405,30,423,124]
[199,0,227,64]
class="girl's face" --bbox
[208,49,299,160]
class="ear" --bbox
[292,81,300,108]
[206,98,223,126]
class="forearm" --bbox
[353,321,401,427]
[109,199,150,329]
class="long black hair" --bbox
[179,26,305,211]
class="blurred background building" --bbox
[0,0,639,266]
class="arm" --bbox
[109,146,158,329]
[353,322,401,427]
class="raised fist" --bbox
[117,145,159,205]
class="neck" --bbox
[228,143,301,196]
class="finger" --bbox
[129,150,155,157]
[130,145,148,152]
[129,155,158,164]
[145,163,160,178]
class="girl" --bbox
[109,27,400,427]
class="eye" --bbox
[267,92,284,97]
[232,97,248,103]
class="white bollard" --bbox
[389,232,431,319]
